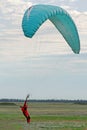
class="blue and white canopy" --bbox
[22,4,80,54]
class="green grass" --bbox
[0,102,87,130]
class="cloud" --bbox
[68,0,76,2]
[0,0,32,43]
[30,0,87,12]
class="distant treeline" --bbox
[0,99,87,104]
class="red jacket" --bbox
[20,100,30,123]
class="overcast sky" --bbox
[0,0,87,99]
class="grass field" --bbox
[0,102,87,130]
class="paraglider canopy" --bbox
[22,4,80,54]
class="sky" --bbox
[0,0,87,100]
